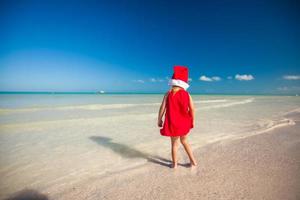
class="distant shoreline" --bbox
[0,91,298,96]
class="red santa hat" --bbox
[168,65,190,90]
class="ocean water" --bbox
[0,94,299,198]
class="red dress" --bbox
[160,89,193,137]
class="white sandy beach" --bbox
[57,113,300,200]
[0,94,299,200]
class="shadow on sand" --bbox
[89,136,176,168]
[4,189,49,200]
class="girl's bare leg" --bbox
[180,136,197,166]
[171,136,179,168]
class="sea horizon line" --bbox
[0,91,298,96]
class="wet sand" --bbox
[52,113,300,200]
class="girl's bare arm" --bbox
[188,94,195,127]
[157,93,168,127]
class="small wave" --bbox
[255,107,299,133]
[0,99,253,114]
[0,104,137,113]
[210,117,296,145]
[0,102,162,114]
[283,107,300,115]
[57,104,136,110]
[258,118,295,130]
[197,98,254,110]
[226,115,297,143]
[194,99,228,104]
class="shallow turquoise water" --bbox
[0,94,299,198]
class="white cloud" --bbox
[133,79,145,83]
[212,76,221,81]
[199,75,221,82]
[283,75,300,80]
[235,74,254,81]
[199,75,212,82]
[149,78,164,82]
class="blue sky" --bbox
[0,0,299,94]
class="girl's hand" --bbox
[192,119,195,128]
[158,119,163,127]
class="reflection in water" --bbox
[89,136,172,167]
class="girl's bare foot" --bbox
[190,160,197,167]
[171,163,178,169]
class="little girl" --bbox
[158,66,197,168]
